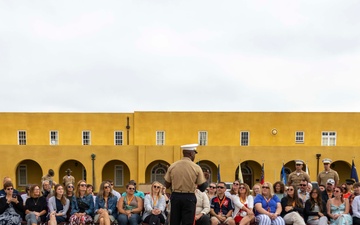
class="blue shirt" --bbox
[254,194,280,215]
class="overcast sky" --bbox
[1,1,360,112]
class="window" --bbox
[151,163,167,184]
[114,131,123,145]
[82,131,91,145]
[18,131,26,145]
[50,131,59,145]
[156,131,165,145]
[240,131,249,146]
[114,165,123,187]
[322,131,336,146]
[295,131,304,144]
[198,131,208,146]
[18,164,27,186]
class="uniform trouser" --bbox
[353,216,360,225]
[170,192,197,225]
[283,212,305,225]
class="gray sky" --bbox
[1,1,360,112]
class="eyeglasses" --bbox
[299,184,307,186]
[217,186,225,189]
[128,187,135,190]
[296,164,302,166]
[104,186,110,189]
[233,183,239,186]
[153,185,160,189]
[80,184,87,187]
[68,186,74,188]
[6,188,13,190]
[262,186,270,189]
[239,186,245,189]
[110,183,114,186]
[334,190,340,193]
[209,186,216,189]
[288,188,294,191]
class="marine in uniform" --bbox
[317,158,339,186]
[164,144,208,225]
[287,160,310,188]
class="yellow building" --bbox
[0,112,359,192]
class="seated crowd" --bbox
[2,174,360,225]
[0,177,169,225]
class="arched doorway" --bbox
[16,160,42,190]
[59,160,86,187]
[198,160,217,183]
[102,160,130,193]
[145,160,170,184]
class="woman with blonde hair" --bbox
[94,181,118,225]
[232,183,254,225]
[251,183,261,200]
[47,184,70,225]
[254,182,285,225]
[142,181,167,225]
[69,180,94,225]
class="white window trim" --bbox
[18,164,27,186]
[114,165,124,187]
[295,131,304,144]
[114,131,123,145]
[198,131,208,146]
[82,130,91,145]
[321,131,337,146]
[240,131,250,146]
[18,130,26,145]
[156,131,165,145]
[50,130,59,145]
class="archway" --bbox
[102,160,130,193]
[198,160,217,183]
[59,160,86,187]
[145,160,170,184]
[235,160,262,188]
[16,160,42,190]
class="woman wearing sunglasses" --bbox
[0,181,24,225]
[94,181,118,225]
[280,185,305,225]
[304,187,328,225]
[117,183,143,225]
[143,181,167,225]
[207,182,217,201]
[254,182,285,225]
[231,182,254,225]
[69,180,94,225]
[327,186,352,225]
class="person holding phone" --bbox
[0,181,24,225]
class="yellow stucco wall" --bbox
[1,112,360,192]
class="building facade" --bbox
[0,112,358,192]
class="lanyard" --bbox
[152,195,158,208]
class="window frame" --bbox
[18,130,27,145]
[240,131,250,146]
[114,165,124,187]
[295,131,304,144]
[50,130,59,145]
[156,131,165,145]
[82,130,91,145]
[198,131,208,146]
[114,131,123,146]
[18,164,27,186]
[321,131,337,146]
